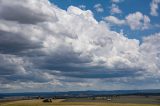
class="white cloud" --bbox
[104,16,125,25]
[0,0,159,91]
[110,4,122,14]
[78,5,86,10]
[150,0,160,16]
[140,33,160,76]
[126,12,150,30]
[105,12,150,30]
[94,3,104,12]
[111,0,124,3]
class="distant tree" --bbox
[43,98,52,103]
[52,96,56,99]
[145,95,149,98]
[92,97,95,100]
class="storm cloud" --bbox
[0,0,160,92]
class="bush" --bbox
[43,98,52,103]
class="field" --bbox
[65,96,160,104]
[0,96,160,106]
[0,100,159,106]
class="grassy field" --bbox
[0,99,159,106]
[65,96,160,104]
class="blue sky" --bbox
[51,0,160,40]
[0,0,159,92]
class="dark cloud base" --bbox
[0,0,159,92]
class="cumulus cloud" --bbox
[105,12,150,30]
[94,3,104,13]
[0,0,57,24]
[0,54,28,75]
[104,16,125,25]
[140,33,160,76]
[0,0,159,92]
[126,12,150,30]
[78,5,86,10]
[150,0,160,16]
[110,4,122,14]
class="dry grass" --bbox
[0,99,159,106]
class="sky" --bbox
[0,0,159,93]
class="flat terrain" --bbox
[0,100,159,106]
[65,96,160,104]
[0,98,160,106]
